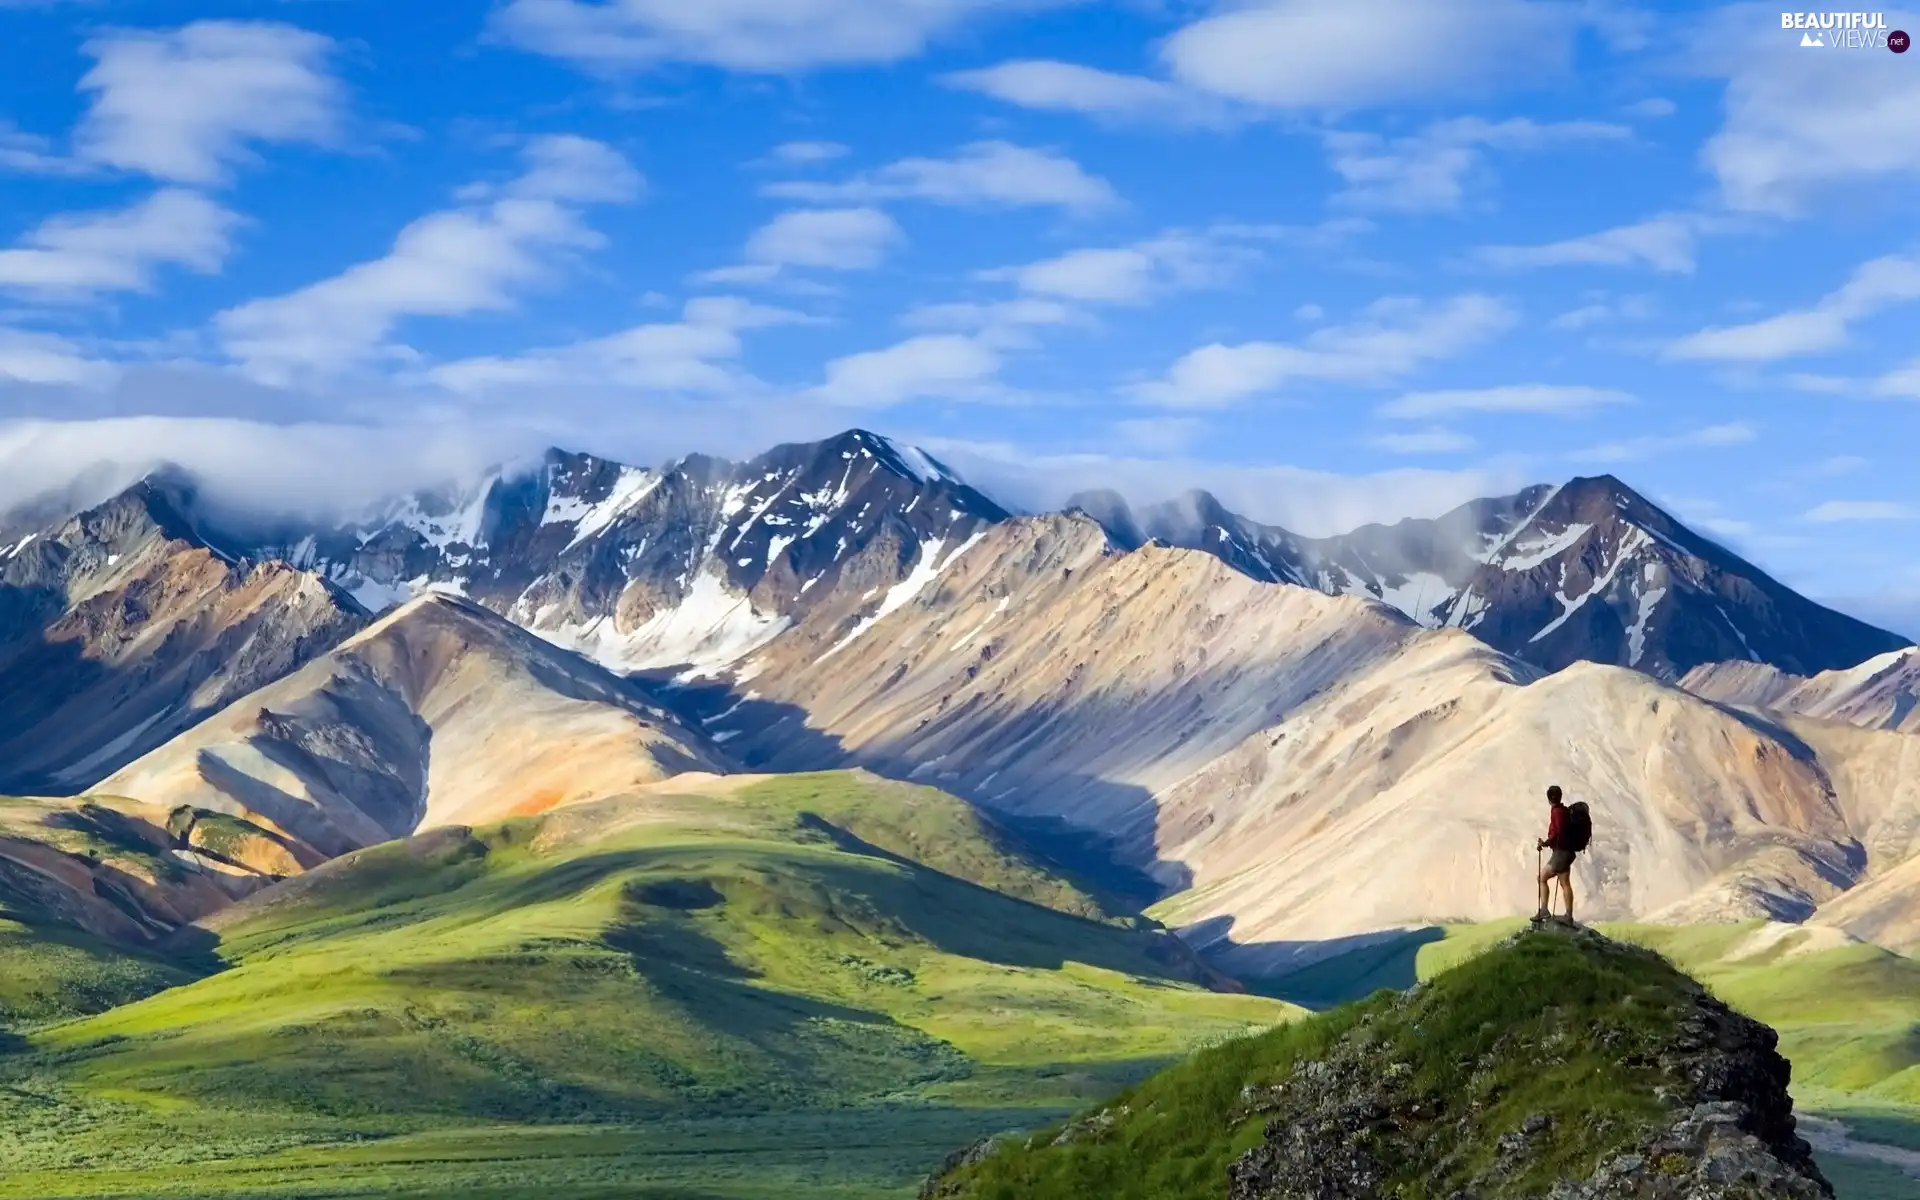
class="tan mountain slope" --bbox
[98,593,729,860]
[0,482,367,794]
[1683,647,1920,734]
[711,516,1900,970]
[1146,660,1881,973]
[723,514,1438,841]
[1808,852,1920,955]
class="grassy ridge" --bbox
[932,930,1712,1200]
[1267,918,1920,1107]
[0,772,1292,1197]
[1258,919,1920,1200]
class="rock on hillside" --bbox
[925,926,1832,1200]
[0,478,367,793]
[98,592,728,859]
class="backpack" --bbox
[1563,801,1593,853]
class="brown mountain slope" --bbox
[716,514,1438,844]
[0,795,286,944]
[0,481,366,794]
[98,593,729,859]
[707,515,1907,970]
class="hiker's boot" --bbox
[1530,907,1552,925]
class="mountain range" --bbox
[3,427,1919,977]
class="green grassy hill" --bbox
[0,771,1292,1198]
[927,926,1832,1199]
[1262,918,1920,1107]
[1255,918,1920,1200]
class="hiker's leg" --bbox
[1562,870,1575,922]
[1536,863,1551,916]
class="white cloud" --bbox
[1872,358,1920,398]
[1160,0,1582,110]
[427,296,807,397]
[1294,303,1324,322]
[1804,500,1917,523]
[1114,416,1205,453]
[1130,294,1515,408]
[1696,5,1920,215]
[1548,295,1656,331]
[215,135,641,385]
[810,334,1003,407]
[1379,383,1633,420]
[1666,254,1920,362]
[742,207,903,270]
[924,434,1525,538]
[0,330,118,388]
[977,227,1267,305]
[764,141,1117,212]
[942,60,1227,126]
[76,21,343,186]
[1325,117,1629,213]
[1369,427,1476,454]
[901,298,1086,350]
[1625,97,1676,118]
[491,0,1078,73]
[0,122,87,176]
[768,141,849,165]
[505,134,649,204]
[1573,421,1758,463]
[0,415,520,524]
[1476,214,1700,274]
[0,189,237,302]
[1810,455,1870,477]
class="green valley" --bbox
[0,772,1292,1198]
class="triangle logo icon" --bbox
[1800,30,1824,46]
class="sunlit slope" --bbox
[24,772,1290,1126]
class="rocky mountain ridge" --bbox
[1072,476,1907,681]
[0,478,366,793]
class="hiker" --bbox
[1535,785,1591,925]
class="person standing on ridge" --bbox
[1535,785,1591,926]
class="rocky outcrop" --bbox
[1225,927,1830,1200]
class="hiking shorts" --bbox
[1544,848,1577,877]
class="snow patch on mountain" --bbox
[540,569,790,680]
[1498,523,1591,572]
[1531,527,1649,644]
[350,574,426,614]
[1368,572,1451,626]
[549,466,661,553]
[823,531,986,660]
[1628,586,1668,667]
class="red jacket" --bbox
[1546,803,1566,849]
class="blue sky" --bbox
[2,0,1918,635]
